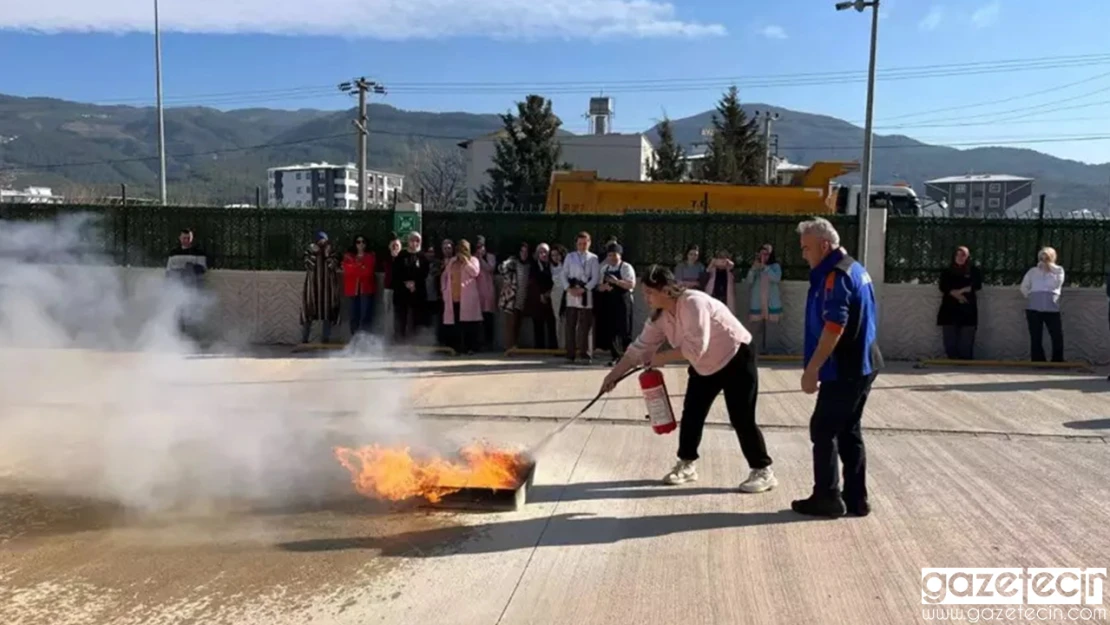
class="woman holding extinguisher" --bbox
[599,265,776,492]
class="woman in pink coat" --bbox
[441,239,483,355]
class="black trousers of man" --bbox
[810,373,877,508]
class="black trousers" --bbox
[482,312,496,350]
[1025,310,1063,362]
[564,307,594,360]
[450,303,480,354]
[392,299,413,341]
[810,373,876,505]
[533,311,558,350]
[941,325,976,360]
[678,344,772,469]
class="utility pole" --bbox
[339,78,386,210]
[754,110,779,185]
[154,0,167,206]
[836,0,880,266]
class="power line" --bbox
[383,53,1110,88]
[901,86,1110,126]
[864,69,1110,123]
[602,113,1110,135]
[87,52,1110,107]
[380,59,1110,94]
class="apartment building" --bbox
[924,174,1034,218]
[267,163,404,209]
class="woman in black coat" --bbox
[391,232,428,342]
[936,245,983,360]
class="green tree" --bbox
[647,116,687,182]
[697,86,764,185]
[475,94,567,212]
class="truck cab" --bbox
[832,183,922,216]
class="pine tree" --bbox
[475,95,567,212]
[697,86,765,185]
[647,117,687,182]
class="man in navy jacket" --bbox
[793,217,883,518]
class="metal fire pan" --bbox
[420,460,536,512]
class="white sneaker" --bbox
[663,460,698,485]
[739,467,777,493]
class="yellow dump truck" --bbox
[544,161,863,215]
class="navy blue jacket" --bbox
[804,248,883,382]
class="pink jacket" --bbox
[441,256,483,325]
[625,289,752,377]
[477,256,496,313]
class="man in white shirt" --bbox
[560,231,601,363]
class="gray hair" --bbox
[796,217,841,248]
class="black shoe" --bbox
[791,494,847,518]
[845,498,871,517]
[842,489,870,517]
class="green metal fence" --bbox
[0,203,857,278]
[886,216,1110,286]
[14,204,1106,286]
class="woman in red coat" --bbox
[342,235,377,337]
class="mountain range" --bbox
[1,93,1107,213]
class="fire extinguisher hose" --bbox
[528,365,643,455]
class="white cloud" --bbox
[760,25,787,40]
[971,1,1001,28]
[0,0,726,40]
[918,6,944,31]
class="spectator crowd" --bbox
[285,228,798,366]
[168,227,1094,369]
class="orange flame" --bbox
[333,444,531,503]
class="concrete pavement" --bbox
[1,350,1108,624]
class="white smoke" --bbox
[0,213,433,514]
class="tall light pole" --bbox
[836,0,879,267]
[154,0,167,206]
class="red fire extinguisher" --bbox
[639,368,677,435]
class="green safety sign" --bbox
[393,211,421,237]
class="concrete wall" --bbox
[145,268,1110,364]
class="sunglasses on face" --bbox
[355,240,366,245]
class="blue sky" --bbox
[2,0,1109,164]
